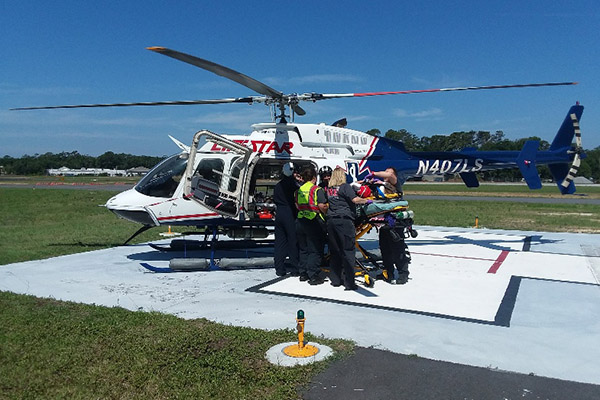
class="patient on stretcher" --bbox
[351,180,407,219]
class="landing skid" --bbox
[140,256,275,273]
[149,238,275,252]
[144,224,275,272]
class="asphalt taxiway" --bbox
[1,226,599,391]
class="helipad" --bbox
[1,226,599,385]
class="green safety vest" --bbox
[295,181,323,220]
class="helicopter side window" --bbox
[135,153,187,198]
[194,159,225,185]
[227,157,244,192]
[191,158,240,215]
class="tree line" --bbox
[366,128,599,182]
[0,151,165,175]
[1,132,599,182]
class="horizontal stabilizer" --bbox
[516,140,542,190]
[460,172,479,187]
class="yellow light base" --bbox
[159,226,182,237]
[282,343,320,358]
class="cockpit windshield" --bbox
[135,153,188,198]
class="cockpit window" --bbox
[135,153,188,198]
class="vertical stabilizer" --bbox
[550,104,583,151]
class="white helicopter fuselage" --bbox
[105,122,377,228]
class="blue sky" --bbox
[1,1,598,157]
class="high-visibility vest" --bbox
[295,181,323,220]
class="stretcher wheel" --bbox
[364,274,375,288]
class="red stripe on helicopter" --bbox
[359,136,379,172]
[157,213,220,221]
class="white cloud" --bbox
[393,107,443,119]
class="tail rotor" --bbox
[560,112,584,191]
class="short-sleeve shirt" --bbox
[316,186,327,205]
[326,183,358,220]
[383,178,403,195]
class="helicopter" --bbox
[12,47,584,245]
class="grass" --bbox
[1,184,599,398]
[0,292,352,399]
[403,182,600,199]
[0,188,157,265]
[410,200,600,233]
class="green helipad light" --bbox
[297,309,305,320]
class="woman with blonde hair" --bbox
[325,167,371,290]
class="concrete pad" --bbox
[265,342,334,366]
[1,226,599,385]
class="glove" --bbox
[365,200,373,205]
[364,173,374,180]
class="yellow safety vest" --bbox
[295,182,323,220]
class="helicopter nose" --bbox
[105,189,158,226]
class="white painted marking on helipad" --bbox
[259,254,508,323]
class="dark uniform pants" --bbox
[274,208,298,275]
[379,225,410,282]
[327,218,356,288]
[296,217,325,279]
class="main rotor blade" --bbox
[147,46,284,99]
[11,97,255,111]
[315,82,578,100]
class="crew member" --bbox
[295,166,328,285]
[318,166,332,189]
[318,166,333,253]
[364,167,403,197]
[379,223,410,284]
[273,162,300,277]
[326,167,372,290]
[366,167,410,284]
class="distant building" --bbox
[126,166,150,176]
[46,167,126,176]
[422,175,444,182]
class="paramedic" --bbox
[379,223,411,284]
[366,167,410,284]
[326,167,372,290]
[364,167,403,197]
[295,167,328,285]
[318,166,332,189]
[273,162,300,277]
